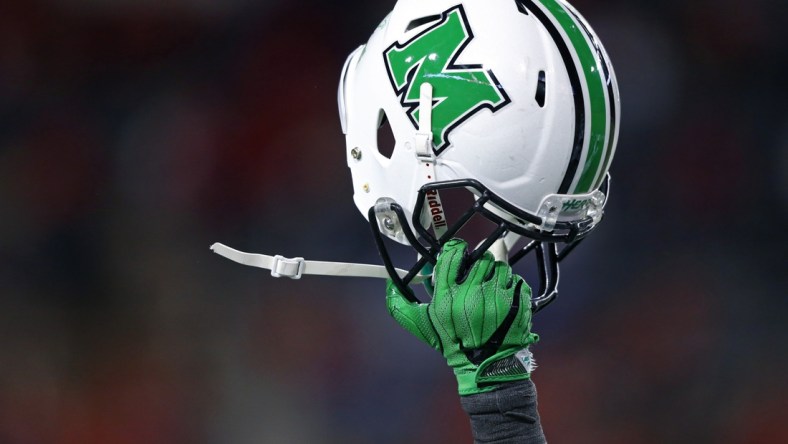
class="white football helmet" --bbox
[209,0,621,309]
[338,0,620,304]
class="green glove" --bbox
[386,239,539,395]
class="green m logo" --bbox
[384,5,510,154]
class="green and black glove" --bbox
[386,239,539,396]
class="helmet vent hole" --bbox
[377,110,395,159]
[535,70,546,108]
[406,15,441,32]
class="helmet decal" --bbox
[383,5,511,155]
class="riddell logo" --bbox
[426,190,448,229]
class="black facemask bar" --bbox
[369,175,609,313]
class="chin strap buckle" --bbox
[271,255,305,279]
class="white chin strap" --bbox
[210,234,518,284]
[210,243,428,283]
[211,235,515,283]
[414,82,448,241]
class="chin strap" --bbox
[210,243,428,283]
[414,82,449,242]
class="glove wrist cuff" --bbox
[456,347,536,396]
[457,370,499,396]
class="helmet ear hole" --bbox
[377,110,396,159]
[535,70,546,108]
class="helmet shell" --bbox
[339,0,620,242]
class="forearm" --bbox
[460,379,547,444]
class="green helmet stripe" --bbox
[518,0,585,195]
[563,4,619,190]
[537,0,609,194]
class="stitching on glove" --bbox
[461,279,523,365]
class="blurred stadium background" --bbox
[0,0,786,442]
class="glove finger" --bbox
[489,259,514,292]
[433,238,469,291]
[448,251,499,349]
[385,280,440,350]
[505,275,535,347]
[462,260,514,348]
[463,250,496,286]
[385,279,423,317]
[478,260,515,341]
[511,274,532,306]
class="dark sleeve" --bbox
[459,379,547,444]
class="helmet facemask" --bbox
[368,172,611,308]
